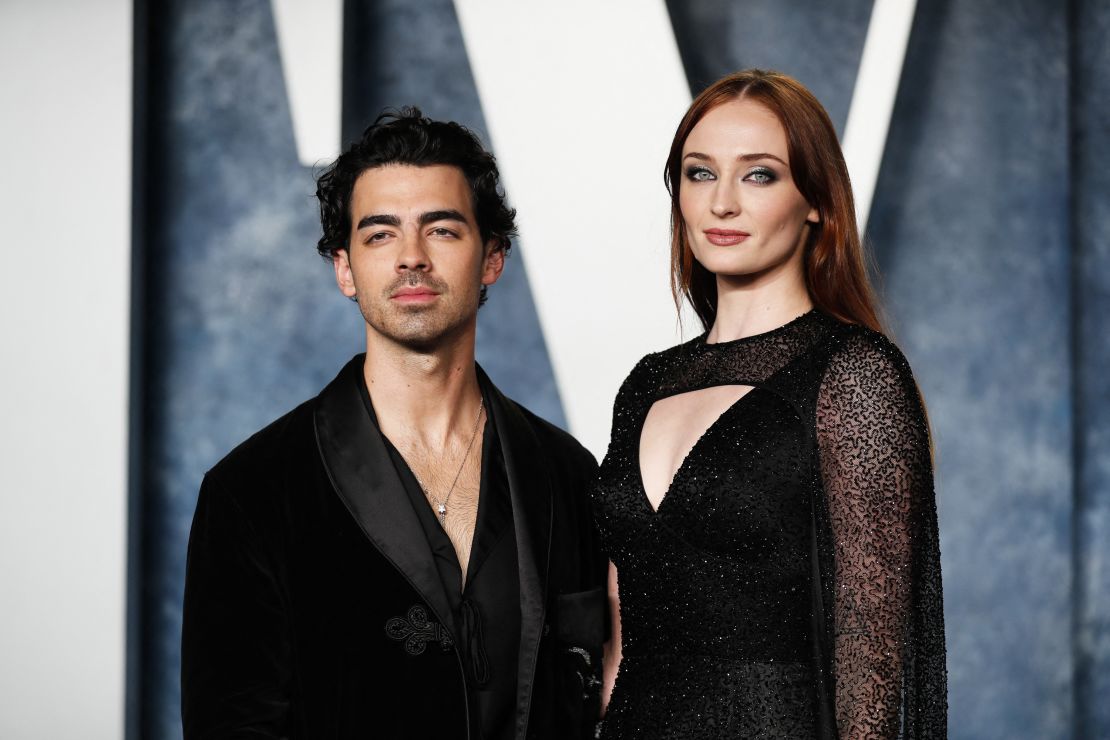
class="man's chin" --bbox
[361,300,478,352]
[369,321,465,354]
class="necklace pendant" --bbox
[437,503,447,523]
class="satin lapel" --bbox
[478,366,552,739]
[314,356,455,636]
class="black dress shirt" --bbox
[358,376,520,740]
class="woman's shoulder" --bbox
[823,317,912,366]
[819,317,921,399]
[815,318,931,459]
[620,334,705,386]
[609,338,701,412]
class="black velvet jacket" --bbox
[181,357,607,739]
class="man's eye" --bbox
[431,227,457,237]
[684,166,715,182]
[744,167,776,185]
[367,231,390,242]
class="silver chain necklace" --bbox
[413,400,485,526]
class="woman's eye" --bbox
[744,167,776,185]
[684,166,715,182]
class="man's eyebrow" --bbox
[419,209,470,226]
[356,214,401,230]
[683,151,787,165]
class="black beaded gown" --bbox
[592,310,946,739]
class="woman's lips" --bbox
[704,229,750,246]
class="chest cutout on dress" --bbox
[638,384,754,511]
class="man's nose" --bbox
[395,233,431,272]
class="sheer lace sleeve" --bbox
[816,331,947,739]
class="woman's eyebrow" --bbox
[682,151,787,165]
[736,152,787,165]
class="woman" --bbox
[592,70,947,738]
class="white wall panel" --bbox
[842,0,917,233]
[454,0,694,457]
[0,1,131,737]
[271,0,343,166]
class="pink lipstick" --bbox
[704,229,750,246]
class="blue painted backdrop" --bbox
[133,0,1110,737]
[1073,0,1110,735]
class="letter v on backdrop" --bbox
[271,0,915,458]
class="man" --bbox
[181,109,607,739]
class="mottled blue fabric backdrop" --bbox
[1073,0,1110,736]
[871,3,1073,736]
[132,1,1110,737]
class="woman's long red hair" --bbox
[666,69,884,333]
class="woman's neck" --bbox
[706,269,812,343]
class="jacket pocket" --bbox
[555,586,607,648]
[552,587,606,737]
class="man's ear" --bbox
[334,248,357,298]
[481,240,506,286]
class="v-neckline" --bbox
[635,384,760,515]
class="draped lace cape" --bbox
[592,310,947,739]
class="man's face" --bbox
[334,164,504,351]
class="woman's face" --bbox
[679,98,818,284]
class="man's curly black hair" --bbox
[315,107,517,305]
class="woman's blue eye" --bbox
[745,167,776,185]
[684,166,715,182]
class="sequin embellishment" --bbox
[591,310,947,739]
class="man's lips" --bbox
[704,228,750,246]
[390,286,440,303]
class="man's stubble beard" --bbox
[358,272,480,353]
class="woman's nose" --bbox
[710,182,740,219]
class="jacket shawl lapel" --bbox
[313,356,456,637]
[477,366,553,740]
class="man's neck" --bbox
[362,329,484,450]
